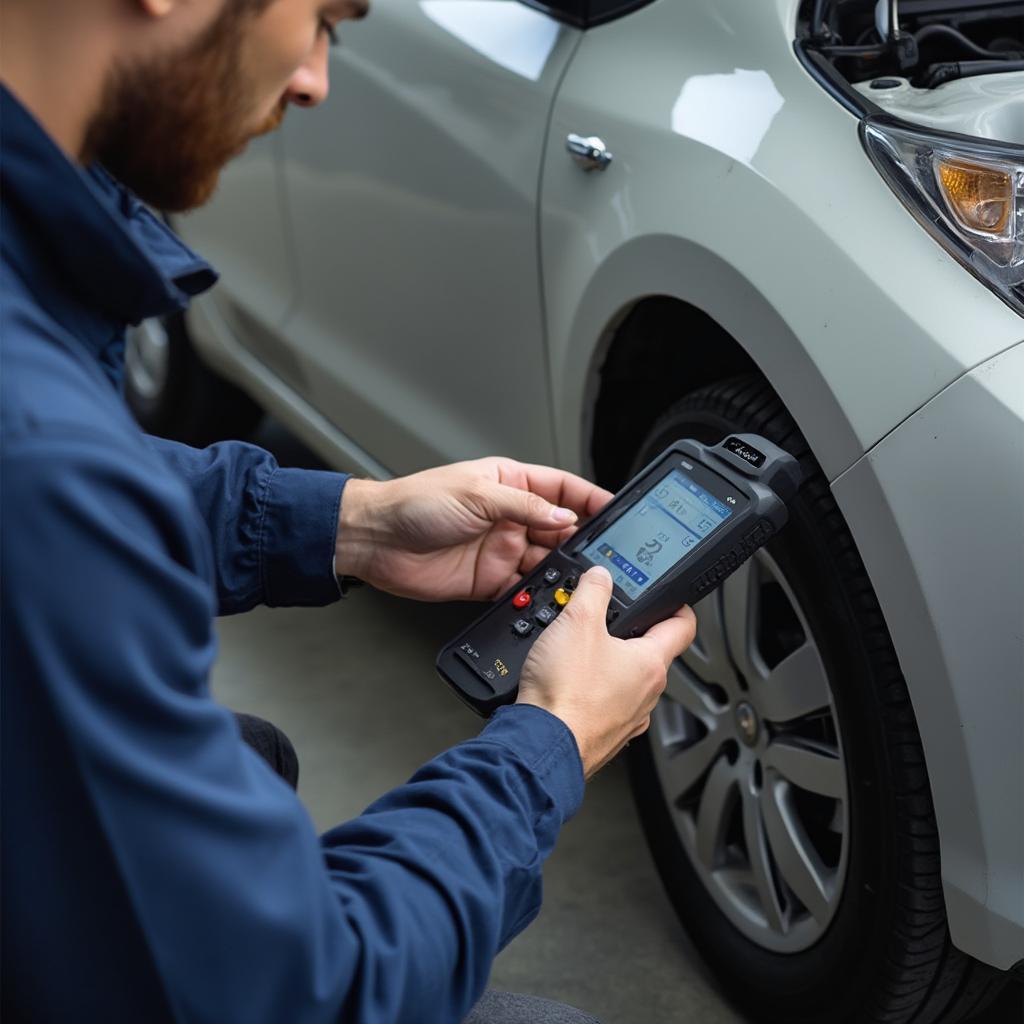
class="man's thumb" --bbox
[570,565,614,615]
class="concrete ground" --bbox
[208,420,1020,1024]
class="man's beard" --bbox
[83,7,286,212]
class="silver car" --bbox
[128,1,1024,1021]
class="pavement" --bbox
[207,419,1020,1024]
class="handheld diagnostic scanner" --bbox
[437,435,803,716]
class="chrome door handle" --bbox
[566,133,612,172]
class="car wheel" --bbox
[125,311,262,447]
[627,374,1008,1023]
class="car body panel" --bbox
[179,133,295,336]
[832,341,1024,970]
[186,292,393,478]
[541,0,1022,484]
[273,0,581,475]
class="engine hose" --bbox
[924,58,1024,87]
[914,23,1018,61]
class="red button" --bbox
[512,589,532,609]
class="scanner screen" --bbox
[580,469,735,601]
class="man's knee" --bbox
[234,713,300,789]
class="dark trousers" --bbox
[236,715,600,1024]
[235,712,300,789]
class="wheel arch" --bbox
[587,296,758,489]
[549,235,863,488]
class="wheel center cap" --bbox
[735,702,760,746]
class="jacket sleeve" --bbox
[147,435,349,614]
[3,431,584,1024]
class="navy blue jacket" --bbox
[0,86,583,1024]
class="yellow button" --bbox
[553,587,571,606]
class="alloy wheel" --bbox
[649,549,850,953]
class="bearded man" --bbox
[0,3,696,1022]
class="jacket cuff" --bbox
[480,704,585,823]
[260,468,349,607]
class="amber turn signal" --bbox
[935,158,1013,236]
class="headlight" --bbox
[861,115,1024,318]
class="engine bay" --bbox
[799,0,1024,88]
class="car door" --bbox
[175,132,298,364]
[278,0,581,474]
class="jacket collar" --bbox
[0,84,217,372]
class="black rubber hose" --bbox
[924,58,1024,87]
[914,23,1015,60]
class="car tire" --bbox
[125,311,262,447]
[627,374,1008,1024]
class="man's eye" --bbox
[320,18,340,46]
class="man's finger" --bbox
[495,571,524,596]
[497,461,614,521]
[525,523,578,551]
[635,605,697,669]
[518,543,554,576]
[484,482,578,530]
[628,715,652,741]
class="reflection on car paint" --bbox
[419,1,561,82]
[672,68,784,166]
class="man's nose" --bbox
[285,37,330,108]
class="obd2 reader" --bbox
[436,434,803,716]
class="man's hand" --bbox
[334,458,614,602]
[517,567,697,778]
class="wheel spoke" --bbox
[764,740,845,800]
[721,558,762,682]
[756,642,830,723]
[657,732,721,800]
[761,778,831,925]
[741,787,786,933]
[680,590,740,694]
[664,663,719,723]
[695,757,736,870]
